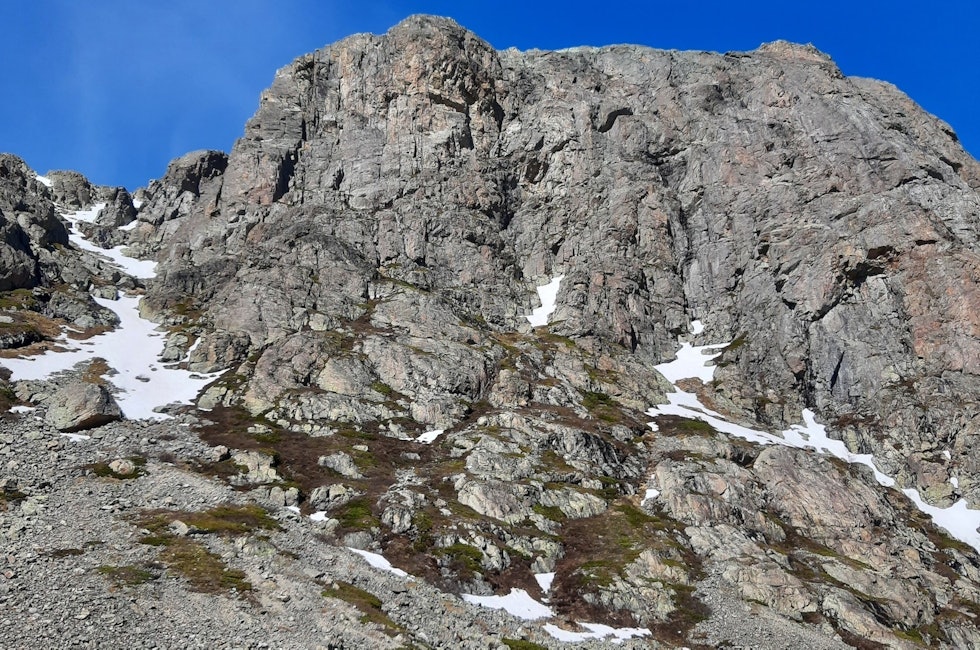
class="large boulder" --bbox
[45,382,122,432]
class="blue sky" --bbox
[3,1,978,190]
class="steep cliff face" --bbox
[5,15,980,649]
[138,16,980,499]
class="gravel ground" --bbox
[0,408,667,649]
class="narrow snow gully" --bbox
[645,321,980,553]
[526,275,564,326]
[2,204,221,420]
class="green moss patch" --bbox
[0,289,39,310]
[335,499,379,532]
[322,581,400,634]
[138,503,279,538]
[502,639,547,650]
[550,498,706,635]
[97,564,159,587]
[160,539,252,596]
[532,503,567,522]
[436,543,484,574]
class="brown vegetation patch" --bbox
[0,309,66,356]
[0,310,83,358]
[550,499,708,637]
[65,323,114,341]
[832,626,890,650]
[381,501,543,597]
[196,406,438,510]
[653,415,718,436]
[80,357,112,384]
[502,640,548,650]
[483,551,539,596]
[381,534,441,581]
[45,547,85,558]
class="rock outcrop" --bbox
[134,18,979,501]
[2,14,980,650]
[44,381,122,432]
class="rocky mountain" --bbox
[2,14,980,649]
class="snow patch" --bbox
[543,622,651,643]
[534,572,555,593]
[347,548,409,577]
[783,409,895,487]
[416,429,444,444]
[36,174,52,187]
[690,320,705,335]
[8,405,35,413]
[461,588,553,620]
[641,488,660,506]
[118,220,139,231]
[71,203,105,224]
[653,341,727,384]
[951,477,960,489]
[309,511,329,522]
[526,275,564,326]
[285,506,300,515]
[185,336,204,361]
[647,332,980,554]
[460,578,650,642]
[62,205,157,278]
[3,204,222,420]
[903,490,980,551]
[2,294,222,421]
[60,433,91,442]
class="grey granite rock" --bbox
[3,14,980,650]
[44,382,122,432]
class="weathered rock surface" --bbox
[131,16,980,507]
[2,14,980,650]
[44,381,122,432]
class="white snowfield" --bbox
[460,587,651,643]
[461,588,553,620]
[1,204,219,420]
[526,275,564,326]
[63,204,157,278]
[534,571,555,593]
[646,321,980,554]
[544,622,651,643]
[416,428,444,444]
[346,548,409,577]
